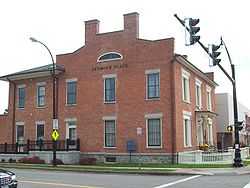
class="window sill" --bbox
[104,147,117,149]
[147,146,162,149]
[184,145,192,148]
[36,106,46,109]
[182,100,191,104]
[104,101,116,104]
[66,104,77,107]
[17,107,25,110]
[145,98,160,101]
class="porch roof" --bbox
[195,110,218,118]
[0,64,65,81]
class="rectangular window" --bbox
[147,119,161,147]
[104,120,116,147]
[207,87,212,111]
[36,123,44,140]
[147,73,160,99]
[104,77,115,102]
[18,87,25,108]
[67,121,77,141]
[183,115,192,147]
[195,80,202,108]
[182,76,190,102]
[16,125,24,143]
[67,81,77,105]
[37,86,45,107]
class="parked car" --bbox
[0,169,17,188]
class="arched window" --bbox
[97,52,122,63]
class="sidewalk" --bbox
[0,163,250,176]
[175,166,250,175]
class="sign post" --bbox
[51,129,59,166]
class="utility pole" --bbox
[174,14,243,167]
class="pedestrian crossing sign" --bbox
[52,130,59,141]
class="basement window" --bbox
[97,52,122,63]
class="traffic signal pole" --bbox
[222,38,242,167]
[174,14,243,167]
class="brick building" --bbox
[0,12,217,162]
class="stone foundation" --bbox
[80,152,176,163]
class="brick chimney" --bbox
[123,12,139,38]
[85,19,100,44]
[205,72,214,81]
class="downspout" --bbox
[7,78,16,144]
[170,56,177,164]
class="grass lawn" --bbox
[0,162,234,170]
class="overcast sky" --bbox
[0,0,249,113]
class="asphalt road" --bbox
[9,168,250,188]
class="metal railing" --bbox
[178,147,250,164]
[0,139,80,154]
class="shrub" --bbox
[9,158,16,163]
[1,159,5,163]
[18,156,45,164]
[50,159,64,165]
[79,158,97,165]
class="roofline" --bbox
[174,54,218,87]
[0,64,65,81]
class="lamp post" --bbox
[30,37,58,166]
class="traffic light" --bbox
[236,121,244,131]
[227,125,233,132]
[184,18,200,46]
[209,44,221,66]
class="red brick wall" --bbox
[56,29,175,153]
[0,114,9,143]
[173,58,217,152]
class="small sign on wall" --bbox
[53,119,59,130]
[137,127,142,136]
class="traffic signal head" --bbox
[209,44,221,66]
[184,18,200,46]
[236,121,244,131]
[227,125,233,132]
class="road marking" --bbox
[19,180,103,188]
[243,182,250,188]
[153,175,202,188]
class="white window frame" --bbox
[66,78,78,106]
[183,111,192,147]
[103,74,117,104]
[35,121,45,141]
[17,84,26,109]
[97,52,123,63]
[36,82,46,108]
[145,113,163,148]
[16,121,25,143]
[145,69,160,100]
[65,118,77,140]
[103,116,116,148]
[206,85,212,111]
[195,78,202,109]
[182,69,190,103]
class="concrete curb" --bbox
[1,164,249,176]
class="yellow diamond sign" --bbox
[52,130,59,141]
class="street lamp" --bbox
[30,37,58,166]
